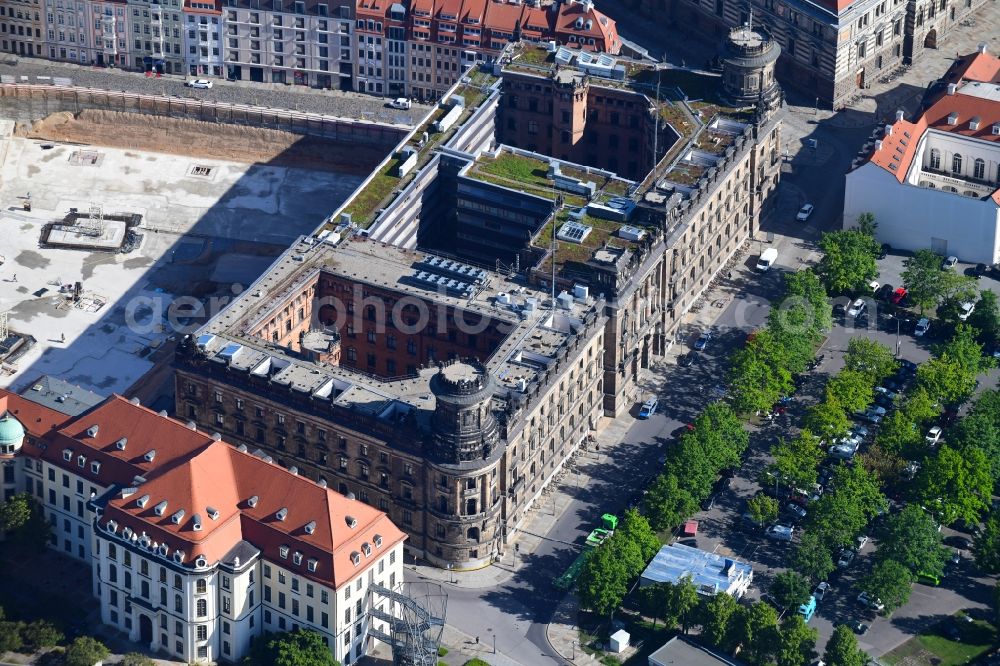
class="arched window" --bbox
[465,498,477,515]
[974,158,985,180]
[197,598,207,617]
[929,148,941,170]
[952,153,963,173]
[467,527,480,541]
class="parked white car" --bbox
[847,298,867,317]
[959,301,976,321]
[388,97,412,109]
[926,426,943,445]
[186,79,213,89]
[796,204,815,222]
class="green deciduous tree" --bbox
[729,344,794,416]
[637,583,672,628]
[617,509,662,563]
[951,390,1000,490]
[0,493,32,532]
[818,229,880,294]
[877,504,948,578]
[577,541,632,617]
[901,386,943,425]
[807,464,886,549]
[793,531,836,582]
[783,269,833,334]
[644,473,698,532]
[747,494,779,527]
[826,370,875,415]
[969,289,1000,348]
[934,323,994,377]
[771,570,812,610]
[19,620,63,651]
[0,618,23,653]
[974,511,1000,573]
[775,614,819,666]
[902,249,975,314]
[844,337,898,384]
[860,559,912,613]
[64,636,110,666]
[246,629,339,666]
[666,576,701,634]
[803,396,851,441]
[699,591,739,648]
[823,624,868,666]
[917,444,992,526]
[917,355,978,407]
[770,430,824,491]
[874,411,922,458]
[731,602,780,666]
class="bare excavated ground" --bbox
[17,109,388,175]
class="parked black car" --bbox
[878,244,891,260]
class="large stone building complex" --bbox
[844,45,1000,263]
[176,36,782,569]
[0,388,407,665]
[633,0,986,108]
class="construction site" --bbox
[0,108,393,402]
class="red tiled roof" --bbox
[412,0,434,16]
[949,50,1000,85]
[867,68,1000,205]
[552,2,619,52]
[104,441,405,588]
[519,5,549,36]
[460,0,487,24]
[0,392,71,439]
[483,0,522,33]
[0,387,406,590]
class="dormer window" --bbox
[77,455,86,468]
[171,509,186,525]
[970,116,981,130]
[90,461,101,475]
[345,516,357,529]
[115,437,127,451]
[304,520,316,535]
[947,112,959,125]
[154,500,168,516]
[63,449,72,462]
[307,559,317,572]
[361,542,372,557]
[248,495,259,508]
[192,514,203,531]
[350,551,361,566]
[136,494,150,508]
[207,507,219,520]
[86,424,99,438]
[993,123,1000,136]
[143,449,156,463]
[373,534,383,548]
[293,551,303,565]
[276,507,288,521]
[279,545,289,559]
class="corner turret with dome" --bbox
[0,409,25,456]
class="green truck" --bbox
[554,514,618,591]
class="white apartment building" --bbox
[182,0,223,77]
[845,46,1000,263]
[126,0,184,73]
[0,388,406,665]
[221,0,353,89]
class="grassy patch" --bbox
[341,162,402,228]
[514,45,554,68]
[479,154,552,188]
[882,614,996,666]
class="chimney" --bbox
[947,82,957,95]
[895,109,905,122]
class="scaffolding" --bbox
[76,203,106,237]
[368,581,447,666]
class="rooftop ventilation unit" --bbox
[411,270,475,297]
[419,255,488,284]
[556,221,592,244]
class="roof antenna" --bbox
[747,7,754,30]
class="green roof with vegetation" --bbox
[332,69,499,230]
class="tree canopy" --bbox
[818,229,880,294]
[246,629,339,666]
[860,559,912,613]
[823,624,869,666]
[64,637,111,666]
[916,444,992,526]
[974,510,1000,574]
[770,430,824,491]
[902,249,975,313]
[770,571,812,610]
[968,289,1000,348]
[877,504,948,578]
[844,337,898,384]
[793,530,836,582]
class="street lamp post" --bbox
[895,316,901,357]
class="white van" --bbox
[756,247,778,271]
